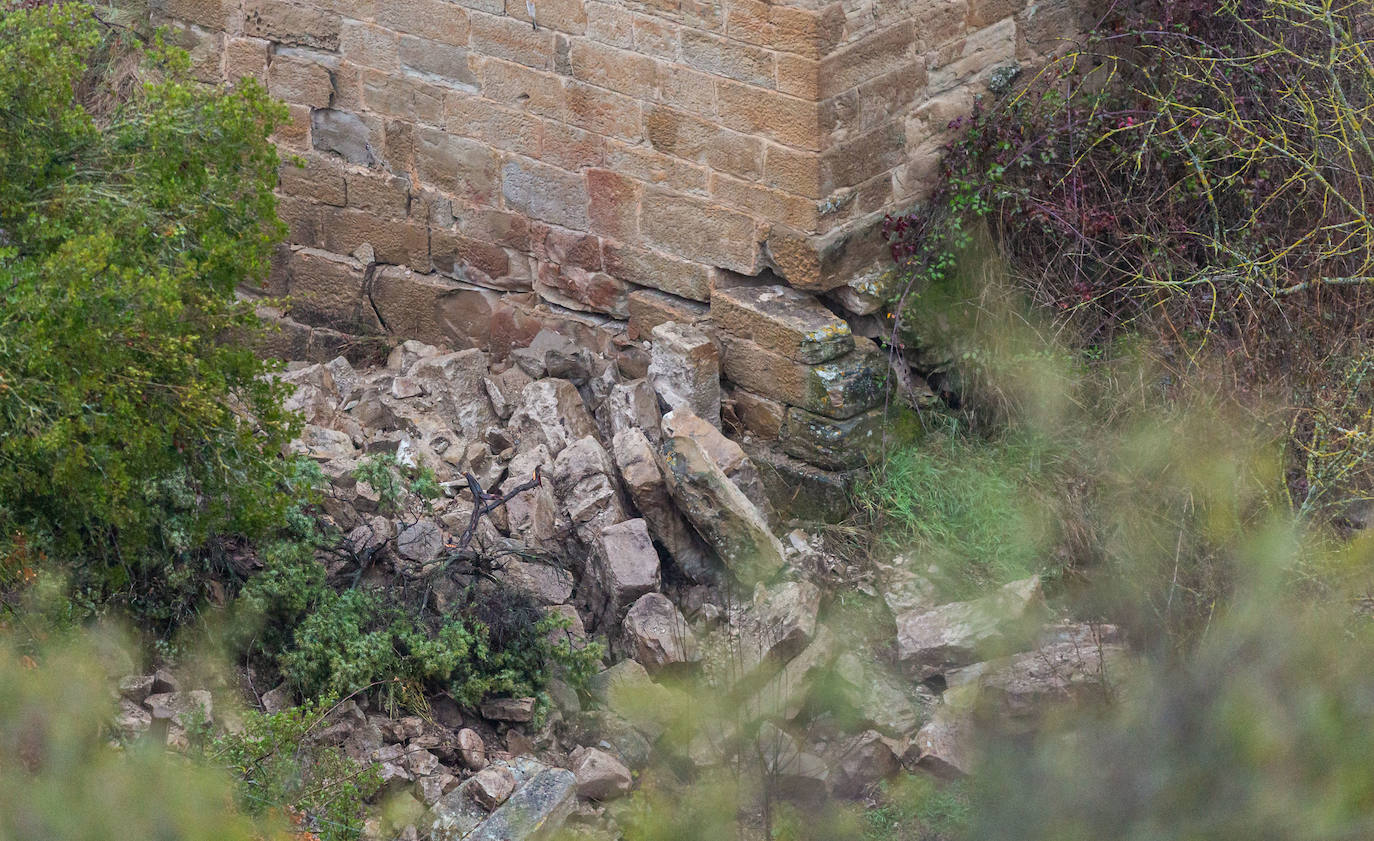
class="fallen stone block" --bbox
[895,577,1048,678]
[710,284,854,364]
[648,321,721,428]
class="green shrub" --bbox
[210,699,381,841]
[0,3,294,625]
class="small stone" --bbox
[457,728,488,770]
[469,766,517,810]
[570,746,634,801]
[406,748,441,777]
[392,376,425,399]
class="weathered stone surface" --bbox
[647,321,721,428]
[493,559,575,604]
[466,767,576,841]
[748,580,820,662]
[591,519,661,618]
[396,518,445,563]
[777,404,885,470]
[660,409,776,524]
[553,435,628,544]
[483,365,534,420]
[587,660,675,741]
[627,288,709,340]
[469,765,517,810]
[409,349,498,439]
[719,332,886,421]
[570,711,653,770]
[597,379,662,445]
[144,690,213,728]
[457,728,488,770]
[895,576,1047,678]
[711,284,854,364]
[758,722,830,801]
[833,652,928,737]
[622,592,699,673]
[481,696,537,723]
[743,441,861,523]
[611,428,714,582]
[500,445,559,548]
[509,378,597,457]
[570,746,634,801]
[828,730,901,798]
[910,703,974,778]
[658,411,784,586]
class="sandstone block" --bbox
[570,746,634,801]
[623,592,699,672]
[641,189,760,275]
[400,35,479,88]
[612,427,714,582]
[711,284,853,363]
[346,170,410,218]
[648,321,721,428]
[658,413,783,585]
[509,378,597,457]
[534,263,630,317]
[598,380,663,443]
[587,168,640,242]
[417,126,501,204]
[895,577,1047,678]
[340,21,400,73]
[287,248,374,329]
[605,243,713,302]
[660,408,774,517]
[627,289,709,340]
[718,333,884,420]
[656,63,716,117]
[554,435,629,545]
[311,108,377,166]
[502,157,589,231]
[244,0,341,49]
[268,55,334,108]
[717,80,821,152]
[568,39,657,99]
[564,81,643,142]
[777,404,885,470]
[727,387,786,439]
[379,0,472,45]
[320,208,430,271]
[279,154,346,207]
[592,518,661,617]
[586,0,634,46]
[683,28,775,87]
[224,36,270,83]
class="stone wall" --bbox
[111,0,1085,471]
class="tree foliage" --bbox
[0,3,295,622]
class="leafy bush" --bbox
[211,699,380,841]
[884,0,1374,518]
[0,3,294,624]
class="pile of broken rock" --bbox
[111,327,1129,839]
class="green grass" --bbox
[863,425,1066,600]
[863,776,971,841]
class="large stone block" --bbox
[534,263,631,317]
[627,289,708,340]
[244,0,341,50]
[718,333,884,420]
[287,248,378,330]
[648,321,721,428]
[777,404,886,470]
[641,189,761,275]
[267,55,334,108]
[311,108,378,166]
[710,284,853,363]
[400,35,479,88]
[592,518,661,617]
[378,0,472,45]
[417,127,501,204]
[612,427,714,582]
[604,242,714,302]
[501,157,589,231]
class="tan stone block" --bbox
[778,404,885,470]
[369,266,467,346]
[338,21,399,73]
[480,58,567,120]
[763,144,823,198]
[444,92,542,158]
[657,63,717,118]
[330,61,365,111]
[533,223,602,269]
[504,0,587,34]
[762,217,888,291]
[542,120,605,170]
[565,81,643,142]
[1019,0,1087,58]
[709,172,819,231]
[603,140,708,195]
[287,248,374,328]
[162,0,234,28]
[770,3,844,58]
[459,208,533,250]
[279,154,347,206]
[641,188,760,275]
[361,69,414,117]
[400,35,480,88]
[346,170,411,217]
[727,387,785,438]
[451,0,503,13]
[819,171,894,234]
[967,0,1024,29]
[275,104,312,152]
[710,283,853,363]
[569,40,658,100]
[535,263,632,316]
[501,156,589,231]
[377,0,471,45]
[821,120,905,190]
[775,53,820,99]
[642,106,762,179]
[683,28,775,88]
[717,80,820,151]
[276,195,323,247]
[604,241,713,301]
[633,14,680,59]
[819,21,916,98]
[268,55,334,108]
[928,17,1015,92]
[244,0,341,49]
[470,10,555,69]
[431,229,514,283]
[587,0,635,47]
[588,169,641,242]
[913,0,973,51]
[416,125,501,204]
[321,207,431,270]
[718,332,883,419]
[708,130,765,181]
[221,39,265,86]
[724,0,771,47]
[627,289,709,339]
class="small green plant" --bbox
[210,699,381,841]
